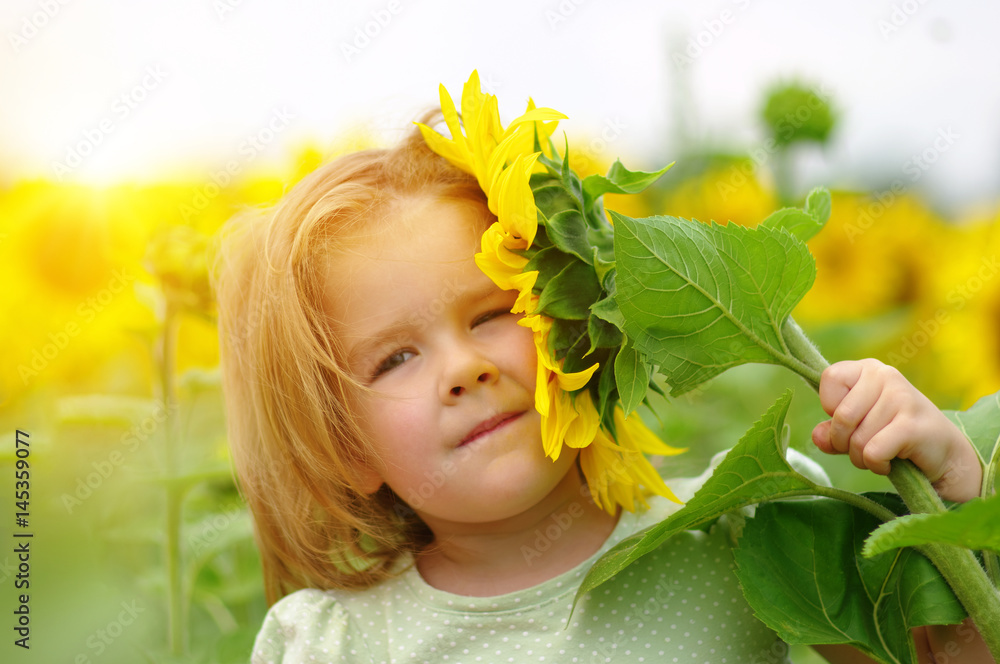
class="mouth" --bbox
[459,411,525,447]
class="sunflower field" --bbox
[1,116,999,663]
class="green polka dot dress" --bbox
[252,452,828,663]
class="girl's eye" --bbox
[372,349,416,379]
[473,308,512,327]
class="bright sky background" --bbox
[2,0,999,211]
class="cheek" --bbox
[504,323,538,380]
[361,396,428,455]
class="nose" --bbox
[440,342,499,402]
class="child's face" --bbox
[326,196,579,529]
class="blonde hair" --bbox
[213,121,489,604]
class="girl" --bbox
[214,99,987,662]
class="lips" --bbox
[459,411,525,447]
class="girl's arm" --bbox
[811,624,995,664]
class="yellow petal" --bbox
[563,390,600,449]
[494,153,540,247]
[554,360,599,391]
[615,409,687,457]
[415,122,468,172]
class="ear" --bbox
[353,463,384,496]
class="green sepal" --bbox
[614,335,649,416]
[524,246,576,292]
[547,318,588,361]
[592,246,615,284]
[590,292,624,329]
[581,159,674,213]
[563,338,604,375]
[545,209,593,264]
[531,174,580,220]
[586,313,623,355]
[560,134,584,204]
[536,260,602,320]
[596,348,619,428]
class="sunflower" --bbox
[418,71,683,513]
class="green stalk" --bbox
[783,317,1000,657]
[780,317,827,389]
[809,486,898,524]
[157,304,185,656]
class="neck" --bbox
[415,467,620,596]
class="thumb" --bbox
[811,419,839,455]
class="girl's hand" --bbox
[811,359,983,503]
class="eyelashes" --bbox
[371,349,416,379]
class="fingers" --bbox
[813,360,908,474]
[817,361,864,417]
[813,359,984,503]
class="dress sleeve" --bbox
[251,589,372,664]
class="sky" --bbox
[2,0,999,211]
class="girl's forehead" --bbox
[320,196,489,317]
[335,196,484,259]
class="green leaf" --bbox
[761,187,831,243]
[805,186,832,226]
[582,160,674,202]
[612,212,816,396]
[945,390,1000,495]
[864,495,1000,556]
[614,336,649,416]
[575,391,820,603]
[735,498,966,664]
[537,260,601,320]
[545,209,593,264]
[761,208,824,243]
